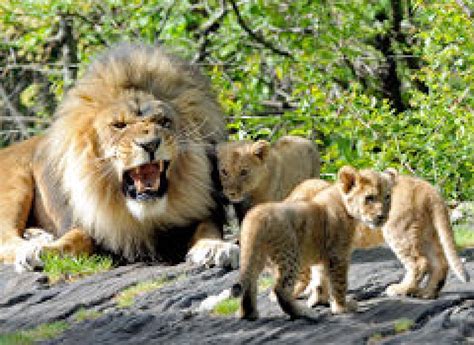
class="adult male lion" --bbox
[0,43,238,271]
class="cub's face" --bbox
[96,92,179,204]
[217,140,270,203]
[338,166,395,229]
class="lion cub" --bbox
[381,169,470,299]
[231,166,394,320]
[217,136,320,221]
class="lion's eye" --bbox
[240,169,248,177]
[112,122,127,129]
[365,195,376,204]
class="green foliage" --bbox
[41,253,113,283]
[0,321,69,345]
[212,297,240,316]
[454,225,474,249]
[1,0,473,200]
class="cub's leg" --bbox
[293,266,311,298]
[234,250,266,320]
[327,256,355,314]
[384,225,429,297]
[306,263,330,308]
[271,247,306,319]
[415,242,448,299]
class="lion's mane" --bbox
[34,43,226,261]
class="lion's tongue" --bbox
[129,163,161,193]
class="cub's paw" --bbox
[385,283,410,297]
[186,239,240,269]
[330,298,358,314]
[14,242,45,273]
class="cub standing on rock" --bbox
[381,169,470,299]
[285,178,386,300]
[231,166,395,320]
[304,169,470,304]
[217,135,320,222]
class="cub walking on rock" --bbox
[231,166,394,320]
[217,136,320,221]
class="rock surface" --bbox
[1,247,474,344]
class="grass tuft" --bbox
[212,297,240,316]
[257,274,275,293]
[115,277,170,308]
[0,321,69,345]
[73,308,102,323]
[393,318,414,333]
[41,253,113,284]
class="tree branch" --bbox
[455,0,472,18]
[192,0,228,63]
[227,0,294,59]
[0,83,30,138]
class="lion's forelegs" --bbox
[42,228,94,256]
[187,220,240,269]
[0,157,35,266]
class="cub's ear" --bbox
[338,165,358,194]
[382,167,398,186]
[252,140,270,160]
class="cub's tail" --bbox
[231,282,243,297]
[432,201,470,283]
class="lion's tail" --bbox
[432,200,470,283]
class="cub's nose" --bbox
[137,138,161,154]
[376,214,386,225]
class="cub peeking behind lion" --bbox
[217,135,320,221]
[0,42,239,272]
[231,166,394,320]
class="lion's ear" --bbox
[251,140,270,160]
[338,165,358,194]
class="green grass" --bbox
[72,308,102,323]
[212,297,240,316]
[454,225,474,249]
[393,318,414,333]
[41,253,113,283]
[0,321,69,345]
[115,277,170,308]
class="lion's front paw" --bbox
[187,239,240,269]
[14,242,45,273]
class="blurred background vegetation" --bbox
[0,0,473,200]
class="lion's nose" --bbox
[138,138,161,154]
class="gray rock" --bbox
[1,247,473,344]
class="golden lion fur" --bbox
[0,43,228,266]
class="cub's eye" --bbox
[240,169,249,177]
[157,116,172,129]
[385,194,391,202]
[112,122,127,129]
[365,195,376,204]
[220,168,228,176]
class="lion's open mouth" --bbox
[122,161,170,201]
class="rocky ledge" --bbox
[1,247,473,344]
